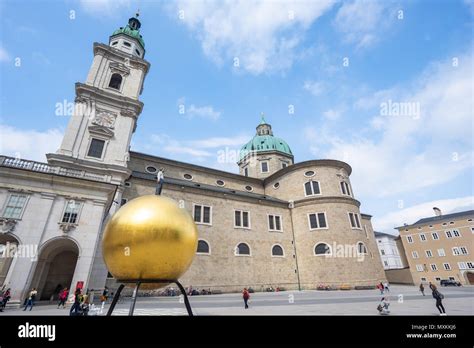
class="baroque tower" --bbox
[47,14,150,186]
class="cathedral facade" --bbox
[0,16,385,304]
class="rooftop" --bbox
[396,209,474,229]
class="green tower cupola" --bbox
[238,114,294,179]
[109,13,146,58]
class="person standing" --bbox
[155,168,165,195]
[431,285,446,315]
[242,288,250,309]
[23,288,37,311]
[419,283,425,296]
[69,288,82,316]
[57,288,68,309]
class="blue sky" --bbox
[0,0,473,233]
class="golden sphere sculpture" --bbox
[102,195,198,289]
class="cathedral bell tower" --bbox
[47,14,150,185]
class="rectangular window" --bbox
[419,234,427,241]
[407,235,413,243]
[458,262,467,270]
[435,277,441,281]
[244,167,248,177]
[304,181,321,196]
[445,230,453,238]
[381,249,385,256]
[460,246,468,255]
[425,250,433,258]
[443,263,451,270]
[235,210,250,228]
[452,229,460,237]
[421,277,427,281]
[431,232,439,240]
[308,212,327,230]
[282,163,287,169]
[87,138,105,159]
[437,248,445,257]
[412,251,419,258]
[467,262,474,269]
[340,181,351,196]
[430,264,438,271]
[62,200,81,224]
[452,247,460,256]
[416,264,424,272]
[348,212,361,229]
[2,194,28,219]
[268,215,282,231]
[261,161,269,173]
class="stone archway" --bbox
[29,238,79,301]
[465,271,474,285]
[0,234,20,286]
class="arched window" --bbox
[271,245,284,256]
[236,243,250,255]
[108,73,122,90]
[357,242,368,254]
[314,243,331,255]
[197,240,210,254]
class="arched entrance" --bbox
[30,238,79,301]
[0,234,20,286]
[465,271,474,285]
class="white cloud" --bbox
[305,52,474,198]
[187,104,221,121]
[303,80,324,96]
[143,133,249,167]
[322,108,342,120]
[334,0,397,49]
[0,46,10,62]
[0,125,63,162]
[374,196,474,232]
[177,97,221,121]
[189,135,250,148]
[78,0,131,17]
[167,0,336,74]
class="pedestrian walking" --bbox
[23,288,37,311]
[383,282,390,293]
[377,296,390,315]
[57,288,68,308]
[419,283,425,296]
[242,288,250,309]
[429,282,435,291]
[0,288,11,311]
[377,282,384,294]
[431,285,446,315]
[101,286,109,304]
[69,288,82,316]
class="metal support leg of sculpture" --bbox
[106,284,124,316]
[174,280,193,316]
[129,281,141,316]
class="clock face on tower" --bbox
[92,110,117,129]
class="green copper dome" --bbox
[239,116,293,160]
[111,16,145,48]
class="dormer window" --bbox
[123,41,131,47]
[111,41,118,46]
[135,49,141,57]
[109,73,122,90]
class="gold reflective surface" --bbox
[102,195,198,289]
